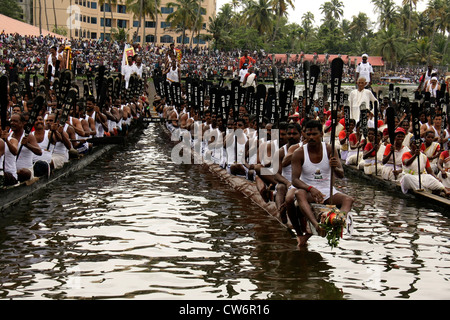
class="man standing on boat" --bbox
[290,120,354,247]
[355,54,373,89]
[349,77,377,122]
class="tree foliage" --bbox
[204,0,449,67]
[0,0,23,20]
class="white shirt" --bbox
[132,63,144,78]
[239,68,248,82]
[349,88,377,122]
[122,64,133,89]
[356,61,373,82]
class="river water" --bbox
[0,123,449,301]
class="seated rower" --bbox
[274,122,302,223]
[437,150,450,191]
[338,119,356,161]
[400,136,450,196]
[362,128,382,175]
[291,120,354,247]
[31,115,56,177]
[0,127,19,186]
[10,113,42,182]
[421,130,441,174]
[381,127,410,181]
[345,121,365,168]
[45,113,72,170]
[254,123,280,202]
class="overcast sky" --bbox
[215,0,428,27]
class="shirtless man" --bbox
[273,122,301,222]
[291,120,354,247]
[0,125,19,186]
[85,95,108,137]
[45,112,72,170]
[10,113,42,182]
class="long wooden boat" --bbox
[342,162,450,215]
[157,120,297,236]
[0,119,147,213]
[157,118,448,224]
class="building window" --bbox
[100,3,111,12]
[202,23,206,30]
[100,18,112,27]
[100,33,111,41]
[91,17,97,24]
[161,7,174,14]
[193,38,206,45]
[91,2,97,9]
[133,20,140,28]
[145,21,155,28]
[160,35,173,43]
[146,35,155,43]
[161,22,171,28]
[117,20,127,28]
[177,36,189,44]
[91,32,97,39]
[117,5,126,14]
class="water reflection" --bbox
[0,124,449,300]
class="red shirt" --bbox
[239,55,256,69]
[364,142,377,157]
[402,151,431,168]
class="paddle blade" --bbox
[411,102,421,142]
[0,75,8,130]
[386,106,396,145]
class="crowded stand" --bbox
[1,32,449,247]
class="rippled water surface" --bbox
[0,124,449,300]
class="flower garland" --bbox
[318,208,347,248]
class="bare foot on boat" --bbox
[279,202,288,224]
[297,234,312,247]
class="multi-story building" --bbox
[19,0,215,47]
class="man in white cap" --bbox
[239,63,249,83]
[355,54,374,88]
[425,76,441,98]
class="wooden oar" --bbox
[272,66,279,127]
[0,75,8,130]
[374,100,379,175]
[16,94,45,160]
[386,106,397,177]
[329,58,344,205]
[357,102,368,167]
[411,101,422,190]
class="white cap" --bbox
[362,54,368,58]
[431,76,438,81]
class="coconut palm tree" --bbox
[375,24,405,69]
[53,0,57,28]
[189,0,205,48]
[243,0,274,37]
[301,11,315,41]
[271,0,295,41]
[99,0,108,40]
[166,0,199,47]
[424,0,445,64]
[206,15,232,49]
[349,12,371,40]
[371,0,400,31]
[402,0,422,41]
